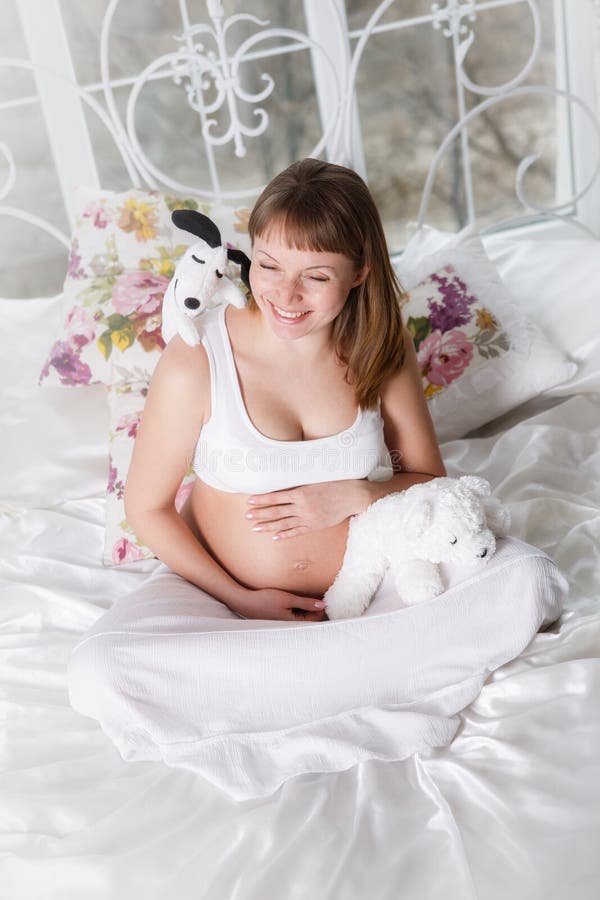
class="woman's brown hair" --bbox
[247,158,406,409]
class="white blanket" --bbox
[67,537,565,800]
[2,393,600,899]
[2,286,600,896]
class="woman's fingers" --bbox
[287,593,326,620]
[289,605,326,621]
[247,490,291,508]
[294,596,326,613]
[250,516,298,533]
[271,526,309,540]
[246,504,293,524]
[249,517,310,539]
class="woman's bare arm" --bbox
[368,325,447,497]
[124,336,246,604]
[124,336,325,620]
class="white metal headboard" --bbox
[2,0,600,295]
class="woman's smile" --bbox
[267,299,312,324]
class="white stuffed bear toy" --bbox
[161,209,251,347]
[324,475,511,620]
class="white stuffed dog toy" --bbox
[324,475,511,620]
[161,209,251,347]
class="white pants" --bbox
[67,537,567,800]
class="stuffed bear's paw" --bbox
[397,575,444,607]
[324,595,370,621]
[404,582,443,606]
[324,564,385,620]
[323,582,372,620]
[392,559,444,607]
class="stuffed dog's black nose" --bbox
[184,297,201,310]
[215,269,223,278]
[478,547,488,558]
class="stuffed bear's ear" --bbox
[227,248,251,290]
[171,210,222,248]
[458,475,491,497]
[482,497,511,536]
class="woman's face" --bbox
[249,230,365,341]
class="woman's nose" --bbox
[274,275,303,300]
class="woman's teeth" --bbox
[273,304,309,319]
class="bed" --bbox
[2,2,600,898]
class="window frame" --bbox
[11,0,600,242]
[303,0,600,239]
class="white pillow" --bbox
[1,295,109,509]
[394,227,577,441]
[483,232,600,356]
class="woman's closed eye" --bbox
[259,263,329,283]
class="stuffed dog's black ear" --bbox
[227,248,251,290]
[171,209,222,248]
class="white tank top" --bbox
[192,305,393,494]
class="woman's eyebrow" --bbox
[256,249,278,261]
[255,247,337,273]
[257,247,335,272]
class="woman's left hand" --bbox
[245,481,371,539]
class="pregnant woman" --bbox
[124,157,446,621]
[67,160,564,796]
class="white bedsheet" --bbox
[2,387,600,899]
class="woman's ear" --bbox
[351,266,369,288]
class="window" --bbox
[1,0,598,297]
[307,0,593,246]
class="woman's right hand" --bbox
[230,588,327,622]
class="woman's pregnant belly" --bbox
[181,478,350,597]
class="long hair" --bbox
[247,158,406,409]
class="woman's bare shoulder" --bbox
[145,335,212,424]
[152,334,210,389]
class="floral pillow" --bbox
[406,264,510,395]
[395,227,577,441]
[39,186,251,387]
[40,186,250,565]
[105,362,195,566]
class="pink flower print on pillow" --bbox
[175,479,194,512]
[115,411,140,439]
[67,239,85,280]
[418,328,474,387]
[65,305,96,345]
[82,201,110,229]
[96,271,169,358]
[107,459,125,500]
[112,537,146,565]
[112,271,169,317]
